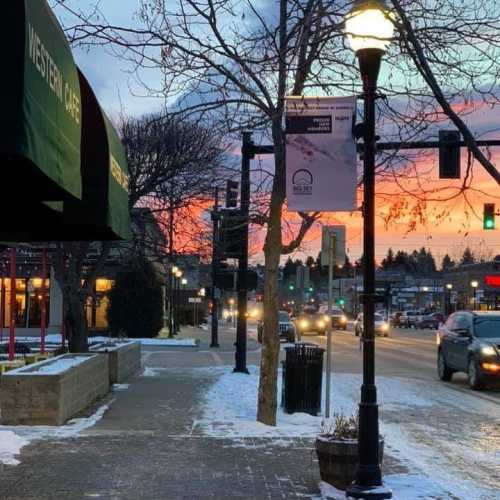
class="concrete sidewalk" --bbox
[0,327,322,499]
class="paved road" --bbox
[302,325,500,404]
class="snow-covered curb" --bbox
[0,401,112,466]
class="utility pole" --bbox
[234,132,251,374]
[210,187,220,348]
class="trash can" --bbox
[282,343,324,416]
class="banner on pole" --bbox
[285,96,357,212]
[321,225,346,267]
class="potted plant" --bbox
[315,413,384,490]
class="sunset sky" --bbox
[54,1,500,268]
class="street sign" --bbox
[320,225,346,266]
[285,96,357,212]
[189,298,202,303]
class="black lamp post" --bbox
[345,1,394,498]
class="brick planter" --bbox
[0,354,109,426]
[91,341,141,384]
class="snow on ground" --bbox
[0,335,198,347]
[0,431,29,466]
[0,402,112,466]
[198,366,500,499]
[112,384,130,391]
[141,367,167,377]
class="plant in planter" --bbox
[315,413,384,490]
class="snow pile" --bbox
[0,431,29,466]
[141,367,167,377]
[138,338,197,347]
[112,384,130,391]
[0,401,111,466]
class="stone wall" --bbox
[91,341,141,384]
[0,354,109,426]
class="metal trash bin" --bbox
[282,343,324,416]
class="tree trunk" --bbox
[65,291,88,353]
[257,120,286,426]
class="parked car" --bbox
[390,312,403,327]
[295,311,329,336]
[437,311,500,390]
[257,310,296,343]
[354,313,390,337]
[417,313,446,330]
[319,305,348,330]
[400,310,424,328]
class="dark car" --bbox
[437,311,500,390]
[295,311,329,336]
[417,313,446,330]
[257,311,296,343]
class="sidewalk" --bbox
[0,326,320,499]
[0,325,498,499]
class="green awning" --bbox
[60,70,131,240]
[0,0,82,202]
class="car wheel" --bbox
[437,350,453,381]
[257,327,262,344]
[468,358,485,390]
[342,326,347,331]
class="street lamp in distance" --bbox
[471,280,479,310]
[344,1,394,498]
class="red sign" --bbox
[484,275,500,287]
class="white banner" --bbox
[285,96,357,212]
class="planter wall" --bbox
[91,341,141,384]
[0,353,109,426]
[315,437,385,490]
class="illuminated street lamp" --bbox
[344,1,394,498]
[471,280,479,310]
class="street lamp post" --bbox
[168,266,179,338]
[446,283,453,315]
[471,280,479,310]
[345,1,394,498]
[175,269,183,334]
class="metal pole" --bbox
[346,48,391,499]
[9,248,16,361]
[40,248,47,354]
[235,131,251,374]
[211,187,220,347]
[168,269,175,338]
[325,234,335,419]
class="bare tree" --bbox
[53,111,227,353]
[52,0,500,424]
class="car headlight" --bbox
[340,316,347,323]
[480,345,497,356]
[300,320,309,329]
[323,315,330,322]
[317,320,325,329]
[381,323,389,331]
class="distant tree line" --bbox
[282,246,485,281]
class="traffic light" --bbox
[288,284,295,291]
[336,298,345,306]
[219,209,247,259]
[308,286,314,292]
[484,203,496,230]
[225,180,239,208]
[439,130,461,179]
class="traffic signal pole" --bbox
[234,132,251,374]
[210,187,220,348]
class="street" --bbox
[303,325,500,404]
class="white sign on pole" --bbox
[188,297,203,303]
[285,96,357,212]
[321,225,346,266]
